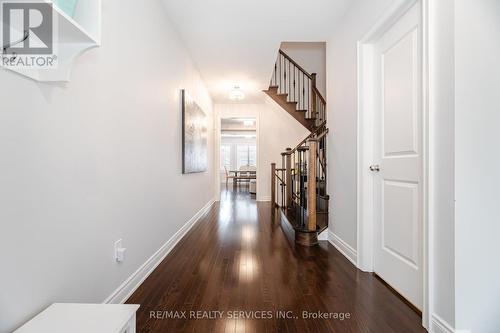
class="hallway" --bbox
[127,189,424,333]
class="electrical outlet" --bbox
[114,239,126,262]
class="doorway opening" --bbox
[220,117,258,197]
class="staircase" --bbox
[266,49,329,246]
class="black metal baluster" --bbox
[297,73,300,109]
[297,150,303,226]
[301,150,305,227]
[300,73,303,110]
[283,56,286,95]
[296,69,299,108]
[284,58,286,97]
[320,99,322,122]
[315,95,318,122]
[320,101,322,122]
[305,78,307,117]
[282,172,284,207]
[306,78,311,118]
[292,151,294,206]
[317,98,319,122]
[320,96,322,121]
[302,73,305,110]
[274,62,277,86]
[277,55,280,93]
[279,54,282,94]
[288,60,291,100]
[317,143,320,195]
[282,55,285,94]
[305,75,308,113]
[302,73,305,111]
[281,178,284,207]
[284,59,287,98]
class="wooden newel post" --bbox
[271,163,276,207]
[307,139,317,231]
[285,148,292,208]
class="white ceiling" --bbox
[162,0,352,103]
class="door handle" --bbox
[369,165,380,172]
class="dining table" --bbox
[230,170,257,188]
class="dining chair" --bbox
[224,166,235,188]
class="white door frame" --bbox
[214,106,260,200]
[356,0,431,328]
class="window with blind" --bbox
[236,145,257,169]
[220,145,231,171]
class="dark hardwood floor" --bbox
[127,188,425,333]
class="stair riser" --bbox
[263,89,314,130]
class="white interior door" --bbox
[372,2,423,309]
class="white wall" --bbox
[455,1,500,332]
[429,0,455,328]
[215,99,309,201]
[326,0,394,252]
[0,1,214,332]
[280,42,327,97]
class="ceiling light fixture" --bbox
[229,85,245,101]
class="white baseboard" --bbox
[103,198,216,304]
[328,231,358,266]
[257,196,271,202]
[430,314,455,333]
[318,228,329,241]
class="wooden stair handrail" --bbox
[315,128,329,141]
[278,49,327,106]
[312,86,326,104]
[282,122,327,155]
[279,49,312,80]
[267,49,327,130]
[274,173,285,184]
[284,121,327,155]
[269,49,329,245]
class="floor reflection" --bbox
[130,186,426,333]
[218,186,258,241]
[219,187,260,283]
[241,225,256,246]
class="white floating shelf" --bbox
[1,0,101,82]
